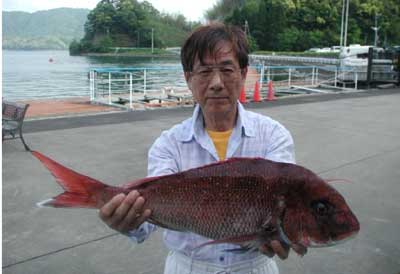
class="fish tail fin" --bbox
[32,151,109,209]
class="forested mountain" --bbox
[206,0,400,51]
[69,0,197,54]
[3,8,89,50]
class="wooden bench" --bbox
[2,101,30,151]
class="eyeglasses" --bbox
[190,65,241,81]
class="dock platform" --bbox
[3,88,400,274]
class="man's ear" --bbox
[184,71,193,90]
[241,66,248,80]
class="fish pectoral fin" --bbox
[193,234,258,250]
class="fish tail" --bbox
[32,151,110,209]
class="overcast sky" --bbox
[2,0,218,22]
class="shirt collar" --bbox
[177,101,255,142]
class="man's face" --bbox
[185,41,247,119]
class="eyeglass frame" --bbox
[189,64,245,82]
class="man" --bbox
[100,23,304,273]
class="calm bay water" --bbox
[2,50,181,101]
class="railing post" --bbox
[108,72,112,104]
[89,70,93,101]
[288,68,291,87]
[93,71,97,100]
[260,64,265,87]
[354,72,358,90]
[334,67,338,87]
[143,69,147,96]
[130,73,133,109]
[315,67,319,85]
[311,66,315,85]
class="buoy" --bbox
[253,81,261,102]
[239,86,246,103]
[267,80,276,101]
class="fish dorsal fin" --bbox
[225,157,265,162]
[325,178,352,184]
[192,157,264,170]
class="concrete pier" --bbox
[3,88,400,274]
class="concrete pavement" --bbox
[3,88,400,274]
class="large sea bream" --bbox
[33,151,360,253]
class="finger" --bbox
[270,240,289,260]
[109,191,140,227]
[132,196,146,214]
[259,244,274,258]
[292,244,307,257]
[120,196,147,232]
[99,193,126,221]
[130,209,152,231]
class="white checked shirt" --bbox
[128,102,295,266]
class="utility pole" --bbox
[151,28,154,54]
[244,20,250,36]
[340,0,345,47]
[343,0,350,47]
[371,13,379,47]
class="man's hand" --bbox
[259,240,307,259]
[99,190,151,234]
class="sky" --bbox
[2,0,218,22]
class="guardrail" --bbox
[89,64,392,109]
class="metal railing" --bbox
[88,64,383,109]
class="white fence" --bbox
[89,65,373,109]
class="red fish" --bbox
[33,151,359,253]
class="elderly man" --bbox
[99,22,303,274]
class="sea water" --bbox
[2,50,181,101]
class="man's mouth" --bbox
[207,96,228,100]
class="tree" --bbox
[70,0,196,54]
[207,0,400,51]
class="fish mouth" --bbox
[307,231,359,248]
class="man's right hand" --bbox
[99,190,152,234]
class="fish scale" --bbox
[33,151,360,252]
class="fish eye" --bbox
[311,200,332,216]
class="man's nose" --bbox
[209,70,224,91]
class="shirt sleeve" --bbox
[266,122,296,164]
[127,131,179,243]
[126,223,157,244]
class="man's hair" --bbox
[180,22,249,72]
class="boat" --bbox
[338,44,394,82]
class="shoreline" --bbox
[83,52,178,58]
[18,87,399,122]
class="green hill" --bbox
[2,8,90,50]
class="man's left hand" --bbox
[259,240,307,259]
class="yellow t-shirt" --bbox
[206,129,233,161]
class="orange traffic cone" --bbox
[239,86,247,103]
[267,80,276,101]
[253,81,261,102]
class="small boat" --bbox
[338,44,393,82]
